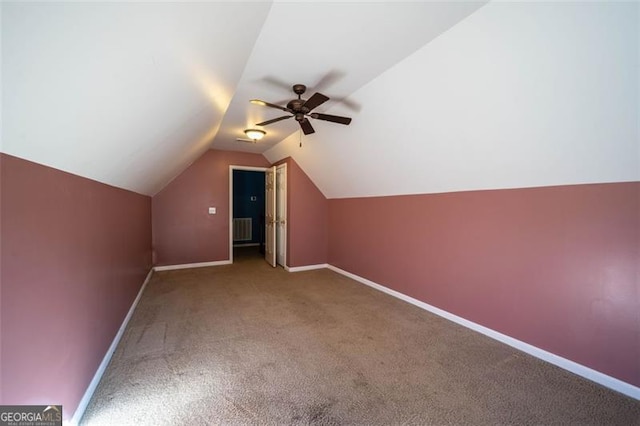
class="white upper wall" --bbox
[2,2,271,195]
[265,2,639,199]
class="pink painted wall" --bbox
[328,182,640,387]
[282,158,328,267]
[152,149,270,266]
[0,154,152,418]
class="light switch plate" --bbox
[208,207,216,214]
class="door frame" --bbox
[275,163,287,268]
[229,165,269,264]
[265,165,277,267]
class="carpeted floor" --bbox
[81,247,640,425]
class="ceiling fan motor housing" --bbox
[287,99,305,112]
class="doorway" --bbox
[231,169,265,261]
[229,165,287,267]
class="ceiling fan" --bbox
[250,84,352,135]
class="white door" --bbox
[276,164,287,267]
[265,166,277,267]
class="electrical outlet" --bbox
[208,207,216,214]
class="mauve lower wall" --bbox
[152,149,270,266]
[280,158,328,267]
[328,182,640,387]
[0,154,152,418]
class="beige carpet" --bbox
[81,247,640,425]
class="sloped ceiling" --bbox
[211,1,486,154]
[3,2,637,199]
[1,1,486,196]
[2,1,271,195]
[265,1,640,198]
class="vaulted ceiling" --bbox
[3,2,638,197]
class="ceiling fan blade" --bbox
[261,76,293,91]
[302,92,329,112]
[250,99,290,112]
[310,113,352,125]
[299,118,315,135]
[311,70,345,93]
[330,96,362,112]
[236,138,256,143]
[255,115,292,126]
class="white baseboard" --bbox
[285,263,329,273]
[69,268,154,425]
[153,259,232,271]
[327,264,640,401]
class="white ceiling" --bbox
[2,1,271,195]
[3,2,637,199]
[211,1,487,153]
[1,1,486,195]
[265,1,640,198]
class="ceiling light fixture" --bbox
[244,129,266,141]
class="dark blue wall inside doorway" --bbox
[233,170,265,245]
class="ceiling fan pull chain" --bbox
[299,130,302,148]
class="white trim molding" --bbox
[70,268,154,425]
[326,264,640,401]
[285,263,328,273]
[154,260,232,272]
[275,163,288,270]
